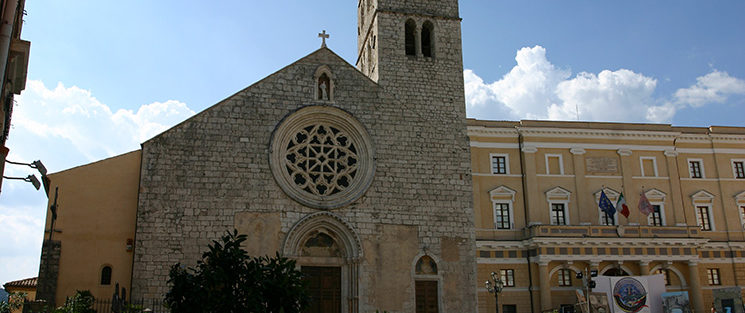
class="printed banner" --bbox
[592,274,665,313]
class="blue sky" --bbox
[1,1,744,286]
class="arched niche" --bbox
[313,65,335,102]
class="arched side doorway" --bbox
[283,212,362,313]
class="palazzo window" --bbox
[688,159,703,178]
[490,186,516,230]
[696,206,712,231]
[732,160,745,179]
[649,205,663,226]
[494,203,511,229]
[643,189,666,227]
[595,188,620,226]
[546,187,571,225]
[707,268,721,285]
[740,205,745,229]
[551,203,567,225]
[499,269,515,287]
[692,190,715,231]
[491,154,508,174]
[557,269,572,286]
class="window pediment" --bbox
[489,185,516,201]
[546,186,571,201]
[594,187,620,202]
[644,188,666,202]
[691,190,715,202]
[735,191,745,200]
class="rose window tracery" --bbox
[285,124,358,196]
[270,106,375,210]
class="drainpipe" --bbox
[517,127,535,313]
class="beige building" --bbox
[470,119,745,313]
[3,277,37,313]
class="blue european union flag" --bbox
[599,190,616,218]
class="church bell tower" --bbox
[356,0,465,100]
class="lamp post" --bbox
[485,271,504,313]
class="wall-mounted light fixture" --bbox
[4,159,47,192]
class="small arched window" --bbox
[405,19,416,56]
[421,21,434,57]
[100,266,112,285]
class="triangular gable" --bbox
[735,190,745,204]
[644,188,666,202]
[546,186,571,201]
[489,185,516,201]
[143,47,379,145]
[691,190,715,204]
[593,187,620,202]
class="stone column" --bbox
[617,149,636,224]
[522,145,540,224]
[664,150,687,226]
[570,148,588,225]
[639,261,650,276]
[687,260,705,313]
[538,260,552,311]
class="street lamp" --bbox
[3,159,48,193]
[485,271,504,313]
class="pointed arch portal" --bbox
[283,212,362,313]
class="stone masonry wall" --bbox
[133,2,475,311]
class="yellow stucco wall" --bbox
[42,150,141,305]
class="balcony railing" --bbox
[476,224,701,241]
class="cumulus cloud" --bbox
[0,80,196,284]
[673,70,745,107]
[0,204,44,285]
[551,69,658,122]
[12,80,195,164]
[464,45,743,123]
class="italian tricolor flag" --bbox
[617,193,630,218]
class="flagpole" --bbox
[639,186,644,226]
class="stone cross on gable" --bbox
[318,30,329,48]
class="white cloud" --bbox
[551,69,658,122]
[464,45,744,123]
[465,46,570,120]
[673,70,745,107]
[0,80,196,285]
[12,80,195,164]
[0,204,44,285]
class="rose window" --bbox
[285,124,358,196]
[270,106,375,210]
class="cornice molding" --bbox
[517,127,680,141]
[467,126,519,138]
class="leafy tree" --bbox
[0,291,27,313]
[52,290,95,313]
[165,230,309,313]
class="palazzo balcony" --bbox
[476,224,702,241]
